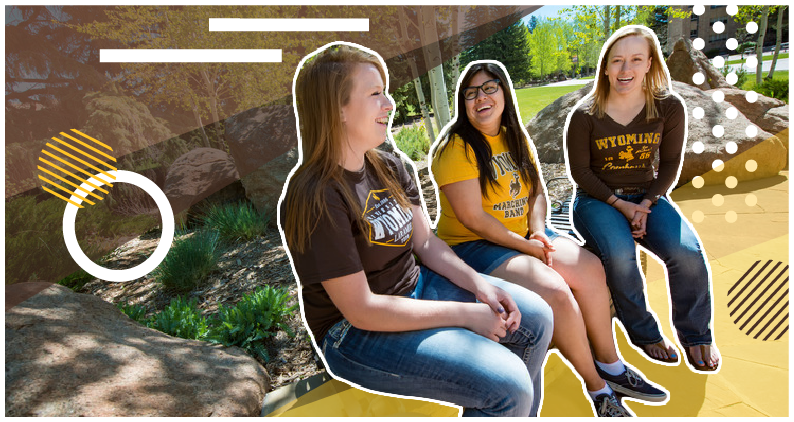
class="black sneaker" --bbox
[596,364,668,403]
[593,392,633,417]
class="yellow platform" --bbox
[267,171,789,417]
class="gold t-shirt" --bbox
[431,130,536,246]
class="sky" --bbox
[522,5,573,24]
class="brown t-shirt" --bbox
[285,152,422,343]
[565,95,686,203]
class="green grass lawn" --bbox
[741,71,789,91]
[726,53,789,65]
[515,85,583,123]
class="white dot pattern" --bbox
[746,125,758,137]
[693,107,705,119]
[746,91,758,103]
[693,72,705,85]
[692,141,705,153]
[693,38,705,50]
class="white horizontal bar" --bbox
[99,49,282,63]
[209,18,369,32]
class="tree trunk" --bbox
[419,6,451,131]
[397,7,436,143]
[615,6,621,30]
[767,6,785,79]
[190,97,211,148]
[755,6,770,86]
[604,6,611,40]
[201,67,227,151]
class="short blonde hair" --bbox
[589,25,671,120]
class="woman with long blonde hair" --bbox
[279,43,553,417]
[565,25,720,373]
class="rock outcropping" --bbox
[6,283,270,416]
[164,148,241,219]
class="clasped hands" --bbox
[614,198,653,239]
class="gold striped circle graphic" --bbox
[37,129,116,208]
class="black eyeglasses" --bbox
[463,79,500,100]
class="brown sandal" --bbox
[686,345,719,372]
[640,341,679,364]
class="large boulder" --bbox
[666,37,732,90]
[225,104,298,179]
[673,82,780,184]
[240,147,298,223]
[164,148,241,217]
[526,81,593,164]
[5,283,270,416]
[526,81,784,186]
[721,88,788,136]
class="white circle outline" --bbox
[63,170,175,282]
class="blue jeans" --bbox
[450,227,561,274]
[321,268,554,417]
[572,191,713,348]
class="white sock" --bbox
[595,359,626,376]
[588,383,613,400]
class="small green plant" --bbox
[148,296,209,340]
[117,301,149,325]
[153,229,221,292]
[755,78,789,103]
[394,124,431,161]
[58,269,95,291]
[720,65,748,89]
[206,286,298,362]
[199,201,268,243]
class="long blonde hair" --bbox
[589,25,671,120]
[282,44,409,253]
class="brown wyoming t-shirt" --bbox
[565,95,686,203]
[285,152,422,343]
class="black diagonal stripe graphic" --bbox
[728,260,762,295]
[744,277,788,333]
[754,299,789,340]
[728,261,782,310]
[734,266,788,324]
[763,312,789,341]
[728,260,772,307]
[774,325,789,341]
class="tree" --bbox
[734,6,776,85]
[526,19,559,80]
[461,20,532,84]
[766,6,787,80]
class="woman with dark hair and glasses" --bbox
[564,26,720,373]
[280,43,554,417]
[431,60,666,417]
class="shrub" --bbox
[117,301,149,325]
[394,124,431,161]
[152,230,221,292]
[199,201,268,243]
[148,296,209,340]
[58,269,95,292]
[206,286,298,362]
[755,78,789,103]
[720,65,749,89]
